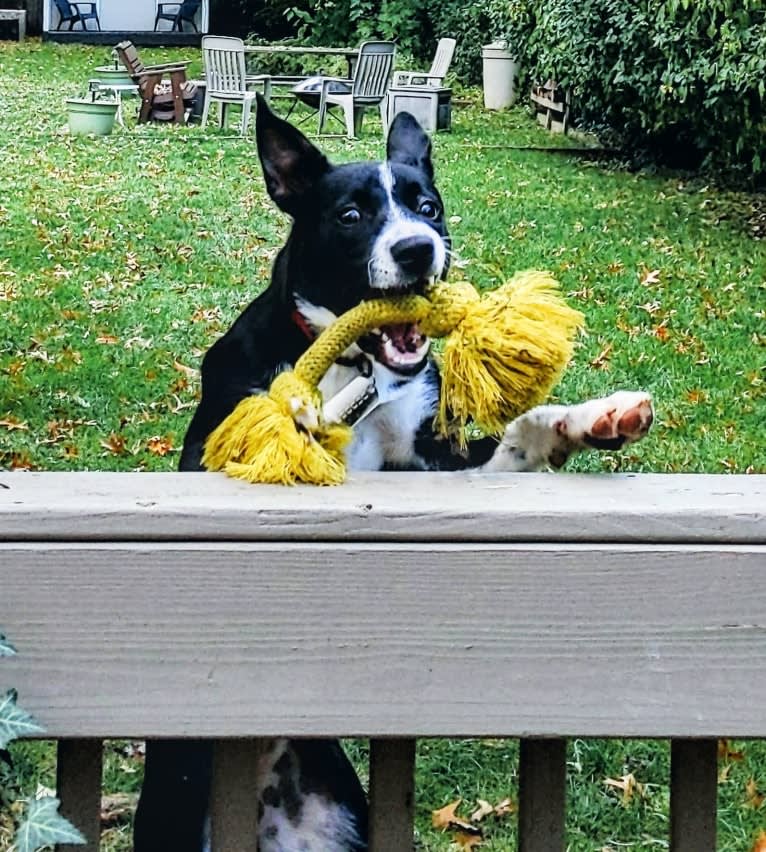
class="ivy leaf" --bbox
[0,690,44,749]
[0,633,17,657]
[15,796,86,851]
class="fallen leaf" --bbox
[173,360,200,378]
[470,800,493,823]
[95,334,119,345]
[590,343,613,369]
[432,799,475,834]
[433,800,463,831]
[100,433,128,456]
[147,435,173,456]
[751,829,766,852]
[0,416,28,431]
[745,779,765,809]
[719,739,745,762]
[493,797,516,817]
[604,773,644,806]
[452,828,483,848]
[640,268,661,286]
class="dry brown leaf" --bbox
[96,334,119,345]
[745,779,765,809]
[719,739,745,762]
[470,800,494,823]
[640,268,661,286]
[590,343,613,369]
[0,416,28,431]
[433,799,463,831]
[493,797,516,817]
[452,828,483,849]
[101,433,128,455]
[719,763,733,783]
[603,773,644,805]
[751,829,766,852]
[147,435,173,456]
[174,359,200,378]
[100,792,138,827]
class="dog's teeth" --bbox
[371,327,382,335]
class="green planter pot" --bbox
[66,98,119,136]
[94,65,134,87]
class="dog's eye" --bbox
[338,206,361,225]
[418,200,440,220]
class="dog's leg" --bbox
[482,391,654,472]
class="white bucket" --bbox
[482,42,519,110]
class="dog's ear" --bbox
[386,111,433,180]
[256,95,331,215]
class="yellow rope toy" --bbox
[203,271,584,485]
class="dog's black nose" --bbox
[390,235,435,278]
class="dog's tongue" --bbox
[381,322,426,354]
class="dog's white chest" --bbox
[328,362,438,471]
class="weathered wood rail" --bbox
[1,471,765,851]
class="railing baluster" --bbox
[55,738,103,852]
[670,738,717,851]
[518,737,566,852]
[369,738,416,851]
[210,738,264,851]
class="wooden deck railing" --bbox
[2,471,765,851]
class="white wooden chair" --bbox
[392,37,456,88]
[311,41,396,138]
[201,36,263,135]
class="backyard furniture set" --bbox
[85,36,456,136]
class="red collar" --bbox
[291,307,316,341]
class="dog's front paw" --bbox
[556,391,654,451]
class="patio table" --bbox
[244,44,359,78]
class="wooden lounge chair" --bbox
[115,40,197,125]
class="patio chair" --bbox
[392,37,456,87]
[292,41,396,138]
[154,0,201,32]
[53,0,100,31]
[201,36,259,136]
[115,40,197,125]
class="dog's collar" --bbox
[291,307,316,342]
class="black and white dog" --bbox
[134,96,652,852]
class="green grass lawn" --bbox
[1,40,765,851]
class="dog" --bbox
[134,96,653,852]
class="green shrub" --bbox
[526,0,766,173]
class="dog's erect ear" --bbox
[255,95,331,215]
[386,111,433,180]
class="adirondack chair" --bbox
[53,0,100,31]
[392,37,456,87]
[115,41,197,125]
[201,36,260,135]
[154,0,201,32]
[292,41,396,138]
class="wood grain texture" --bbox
[210,739,262,852]
[55,739,103,852]
[670,739,717,852]
[369,739,415,852]
[2,471,764,543]
[518,738,566,852]
[3,543,765,738]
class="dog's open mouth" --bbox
[358,322,430,372]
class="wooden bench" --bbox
[2,471,765,851]
[0,8,26,41]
